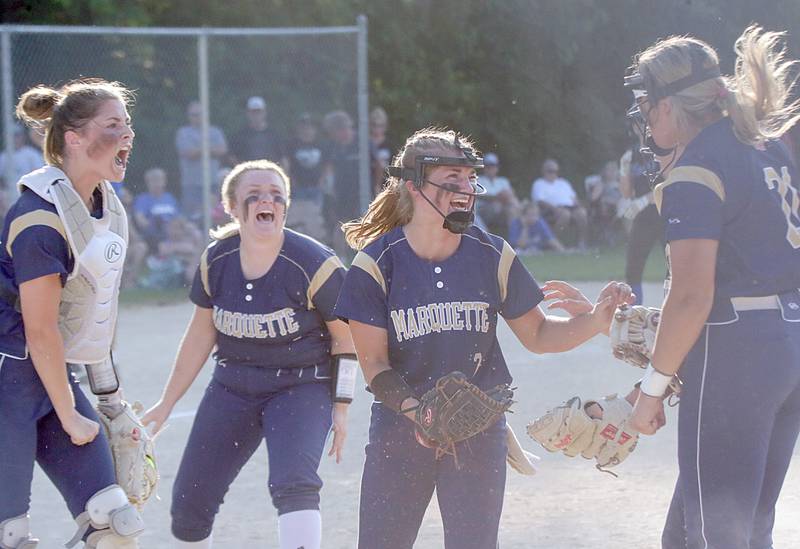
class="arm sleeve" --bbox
[660,181,723,242]
[12,226,70,285]
[310,265,345,321]
[334,264,388,329]
[500,255,544,319]
[189,264,213,309]
[531,180,541,202]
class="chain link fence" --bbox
[0,21,369,238]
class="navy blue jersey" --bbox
[334,226,543,393]
[655,118,800,298]
[191,229,345,369]
[0,189,75,358]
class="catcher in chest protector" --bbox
[334,127,633,549]
[0,79,150,549]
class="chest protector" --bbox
[18,167,128,364]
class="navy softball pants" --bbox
[171,363,333,542]
[661,306,800,549]
[0,355,117,521]
[358,402,507,549]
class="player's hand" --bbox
[629,392,666,435]
[328,403,349,464]
[60,410,100,446]
[591,282,635,334]
[142,400,173,436]
[542,280,592,317]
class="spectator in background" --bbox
[117,186,148,289]
[584,160,623,246]
[530,158,588,250]
[158,216,205,286]
[286,113,329,243]
[175,100,227,221]
[0,124,45,188]
[476,152,520,237]
[210,167,231,229]
[133,167,179,252]
[369,107,392,195]
[26,125,45,161]
[508,200,564,254]
[323,110,360,257]
[229,96,287,167]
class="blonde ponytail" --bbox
[725,25,800,145]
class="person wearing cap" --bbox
[624,27,800,549]
[175,100,228,221]
[0,124,45,190]
[229,96,287,168]
[476,152,520,237]
[284,113,329,243]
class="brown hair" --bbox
[15,78,134,167]
[342,127,479,250]
[635,25,800,146]
[210,159,291,240]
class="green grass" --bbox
[519,245,667,283]
[119,286,189,307]
[118,247,666,307]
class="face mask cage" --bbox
[623,52,721,186]
[385,136,486,233]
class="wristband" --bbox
[369,369,416,413]
[332,354,359,403]
[639,365,674,397]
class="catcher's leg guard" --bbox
[0,515,38,548]
[65,485,144,549]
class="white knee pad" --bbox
[0,515,38,549]
[65,485,144,548]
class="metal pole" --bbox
[356,15,369,213]
[197,31,211,238]
[1,30,16,196]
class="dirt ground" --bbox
[27,282,800,548]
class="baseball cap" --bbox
[247,96,266,110]
[484,153,499,166]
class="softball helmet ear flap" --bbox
[385,166,420,188]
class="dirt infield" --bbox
[27,282,800,548]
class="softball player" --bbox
[142,160,355,549]
[335,128,632,549]
[625,26,800,549]
[0,80,143,548]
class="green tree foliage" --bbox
[4,0,799,195]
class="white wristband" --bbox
[640,365,673,398]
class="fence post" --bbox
[357,15,369,213]
[1,29,16,196]
[197,30,211,238]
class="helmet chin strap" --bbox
[416,184,476,234]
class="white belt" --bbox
[730,295,780,311]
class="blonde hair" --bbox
[210,159,292,240]
[342,127,479,250]
[16,78,134,167]
[635,25,800,146]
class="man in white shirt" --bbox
[530,158,588,249]
[476,153,520,236]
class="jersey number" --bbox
[472,352,483,376]
[763,166,800,248]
